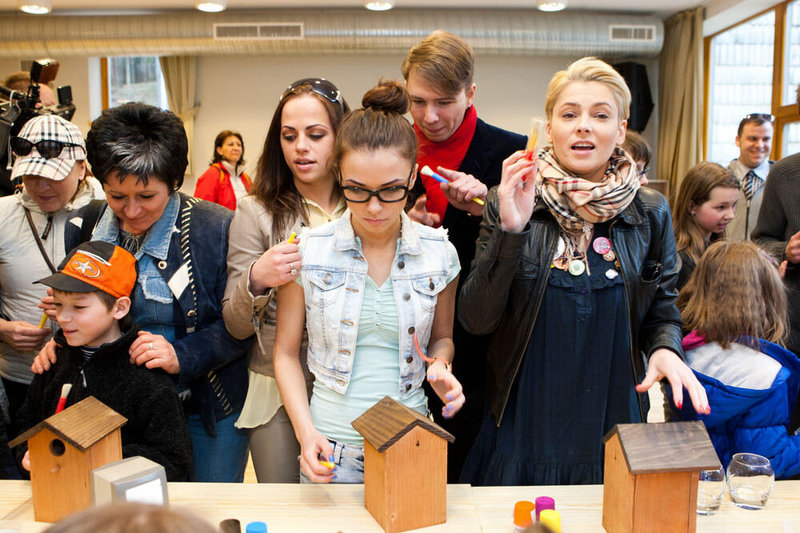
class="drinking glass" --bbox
[696,465,725,515]
[726,453,774,510]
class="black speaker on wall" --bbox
[612,62,653,132]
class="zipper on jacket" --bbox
[496,222,558,427]
[610,219,647,423]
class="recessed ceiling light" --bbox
[196,0,226,13]
[536,0,567,12]
[18,0,51,14]
[365,0,395,11]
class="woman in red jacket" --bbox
[195,130,252,210]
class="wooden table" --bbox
[1,480,799,532]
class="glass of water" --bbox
[697,465,725,515]
[727,453,774,510]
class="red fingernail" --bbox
[676,400,683,409]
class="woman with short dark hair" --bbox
[34,103,251,482]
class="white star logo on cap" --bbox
[70,258,101,278]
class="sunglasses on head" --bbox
[10,137,83,159]
[743,113,775,123]
[280,78,344,110]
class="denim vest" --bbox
[299,211,455,396]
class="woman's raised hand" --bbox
[249,237,302,294]
[497,150,537,234]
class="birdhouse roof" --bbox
[351,396,454,452]
[8,396,127,451]
[602,421,721,474]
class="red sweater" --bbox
[194,162,252,210]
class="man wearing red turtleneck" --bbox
[402,30,527,483]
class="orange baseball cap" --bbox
[36,241,136,299]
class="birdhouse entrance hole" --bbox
[49,438,66,456]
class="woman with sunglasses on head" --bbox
[273,80,465,483]
[0,115,103,462]
[194,130,251,211]
[458,58,708,486]
[223,78,350,482]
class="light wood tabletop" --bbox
[1,480,799,532]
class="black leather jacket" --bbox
[458,186,683,426]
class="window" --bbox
[706,11,774,165]
[705,0,800,161]
[105,56,169,110]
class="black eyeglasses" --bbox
[637,166,649,178]
[341,168,413,204]
[742,113,775,123]
[10,137,83,159]
[280,78,344,110]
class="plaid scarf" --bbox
[537,146,639,258]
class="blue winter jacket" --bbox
[675,333,800,479]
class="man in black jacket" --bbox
[402,30,527,481]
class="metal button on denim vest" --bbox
[299,211,452,396]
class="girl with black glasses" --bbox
[273,80,465,483]
[223,78,350,482]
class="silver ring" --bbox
[290,267,297,276]
[149,342,154,351]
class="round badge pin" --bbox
[603,250,616,262]
[605,269,619,280]
[568,259,586,276]
[592,237,611,256]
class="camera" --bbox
[0,58,76,192]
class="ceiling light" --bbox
[18,0,51,14]
[365,0,395,11]
[536,0,567,12]
[196,0,226,12]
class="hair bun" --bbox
[361,79,409,115]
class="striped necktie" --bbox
[742,170,760,201]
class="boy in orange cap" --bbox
[13,241,192,480]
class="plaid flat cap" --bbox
[11,114,86,182]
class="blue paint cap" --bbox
[245,521,267,533]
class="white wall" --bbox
[3,52,661,190]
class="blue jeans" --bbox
[187,412,248,482]
[300,440,364,484]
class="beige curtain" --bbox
[159,56,199,178]
[657,7,704,205]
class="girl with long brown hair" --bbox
[672,162,740,290]
[223,78,350,482]
[273,80,464,483]
[676,241,800,478]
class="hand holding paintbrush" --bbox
[420,166,486,218]
[522,117,547,181]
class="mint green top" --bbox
[310,243,459,446]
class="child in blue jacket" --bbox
[675,241,800,479]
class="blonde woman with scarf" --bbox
[458,57,709,486]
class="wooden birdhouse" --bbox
[351,396,454,533]
[602,421,721,533]
[9,396,127,523]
